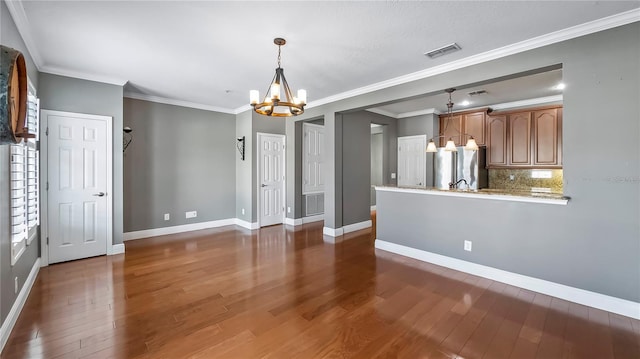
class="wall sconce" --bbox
[123,126,133,153]
[236,136,245,160]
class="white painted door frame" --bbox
[40,110,114,266]
[256,133,286,227]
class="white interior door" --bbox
[398,135,427,187]
[258,133,285,227]
[302,122,324,194]
[46,112,110,263]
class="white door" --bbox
[258,133,285,227]
[46,112,111,263]
[398,135,427,187]
[302,122,324,194]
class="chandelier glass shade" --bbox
[250,38,306,117]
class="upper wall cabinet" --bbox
[509,111,532,166]
[486,115,507,167]
[533,108,562,166]
[486,106,562,169]
[302,122,325,194]
[439,111,486,147]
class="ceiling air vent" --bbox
[424,43,461,59]
[468,90,488,96]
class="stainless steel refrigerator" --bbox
[433,146,488,190]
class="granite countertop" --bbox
[375,185,570,205]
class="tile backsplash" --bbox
[488,169,563,192]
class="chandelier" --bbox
[249,38,306,117]
[426,88,479,152]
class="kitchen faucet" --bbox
[449,178,469,190]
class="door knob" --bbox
[261,184,267,187]
[93,192,105,197]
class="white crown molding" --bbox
[491,95,563,111]
[366,108,398,118]
[397,108,440,119]
[124,92,236,114]
[306,8,640,110]
[41,66,128,86]
[375,240,640,320]
[233,104,253,115]
[4,0,44,69]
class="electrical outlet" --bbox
[391,173,396,179]
[241,208,245,215]
[164,213,170,221]
[14,277,18,294]
[287,207,291,213]
[185,211,197,219]
[464,240,472,252]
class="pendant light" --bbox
[426,88,479,152]
[249,38,306,117]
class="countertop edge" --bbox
[375,186,569,206]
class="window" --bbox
[26,91,40,243]
[9,81,39,265]
[10,145,27,265]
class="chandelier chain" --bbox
[277,45,282,68]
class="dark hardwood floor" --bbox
[2,215,639,358]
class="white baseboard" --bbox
[323,226,344,237]
[303,214,324,224]
[1,258,40,352]
[109,243,125,255]
[343,220,372,234]
[323,219,372,237]
[375,239,640,320]
[234,219,259,230]
[124,218,237,241]
[370,205,377,211]
[284,217,303,226]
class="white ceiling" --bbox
[12,1,640,114]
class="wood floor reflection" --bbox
[2,215,639,358]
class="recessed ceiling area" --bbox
[368,68,564,117]
[11,1,638,113]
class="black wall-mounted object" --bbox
[237,136,245,161]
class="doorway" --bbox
[41,110,113,264]
[257,133,285,227]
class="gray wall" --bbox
[375,23,640,302]
[370,131,383,206]
[398,113,439,186]
[0,0,40,325]
[123,98,235,232]
[341,111,397,226]
[235,110,252,223]
[38,73,124,245]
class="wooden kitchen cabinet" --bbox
[509,111,532,166]
[485,105,562,168]
[533,108,562,166]
[486,115,507,166]
[439,111,486,147]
